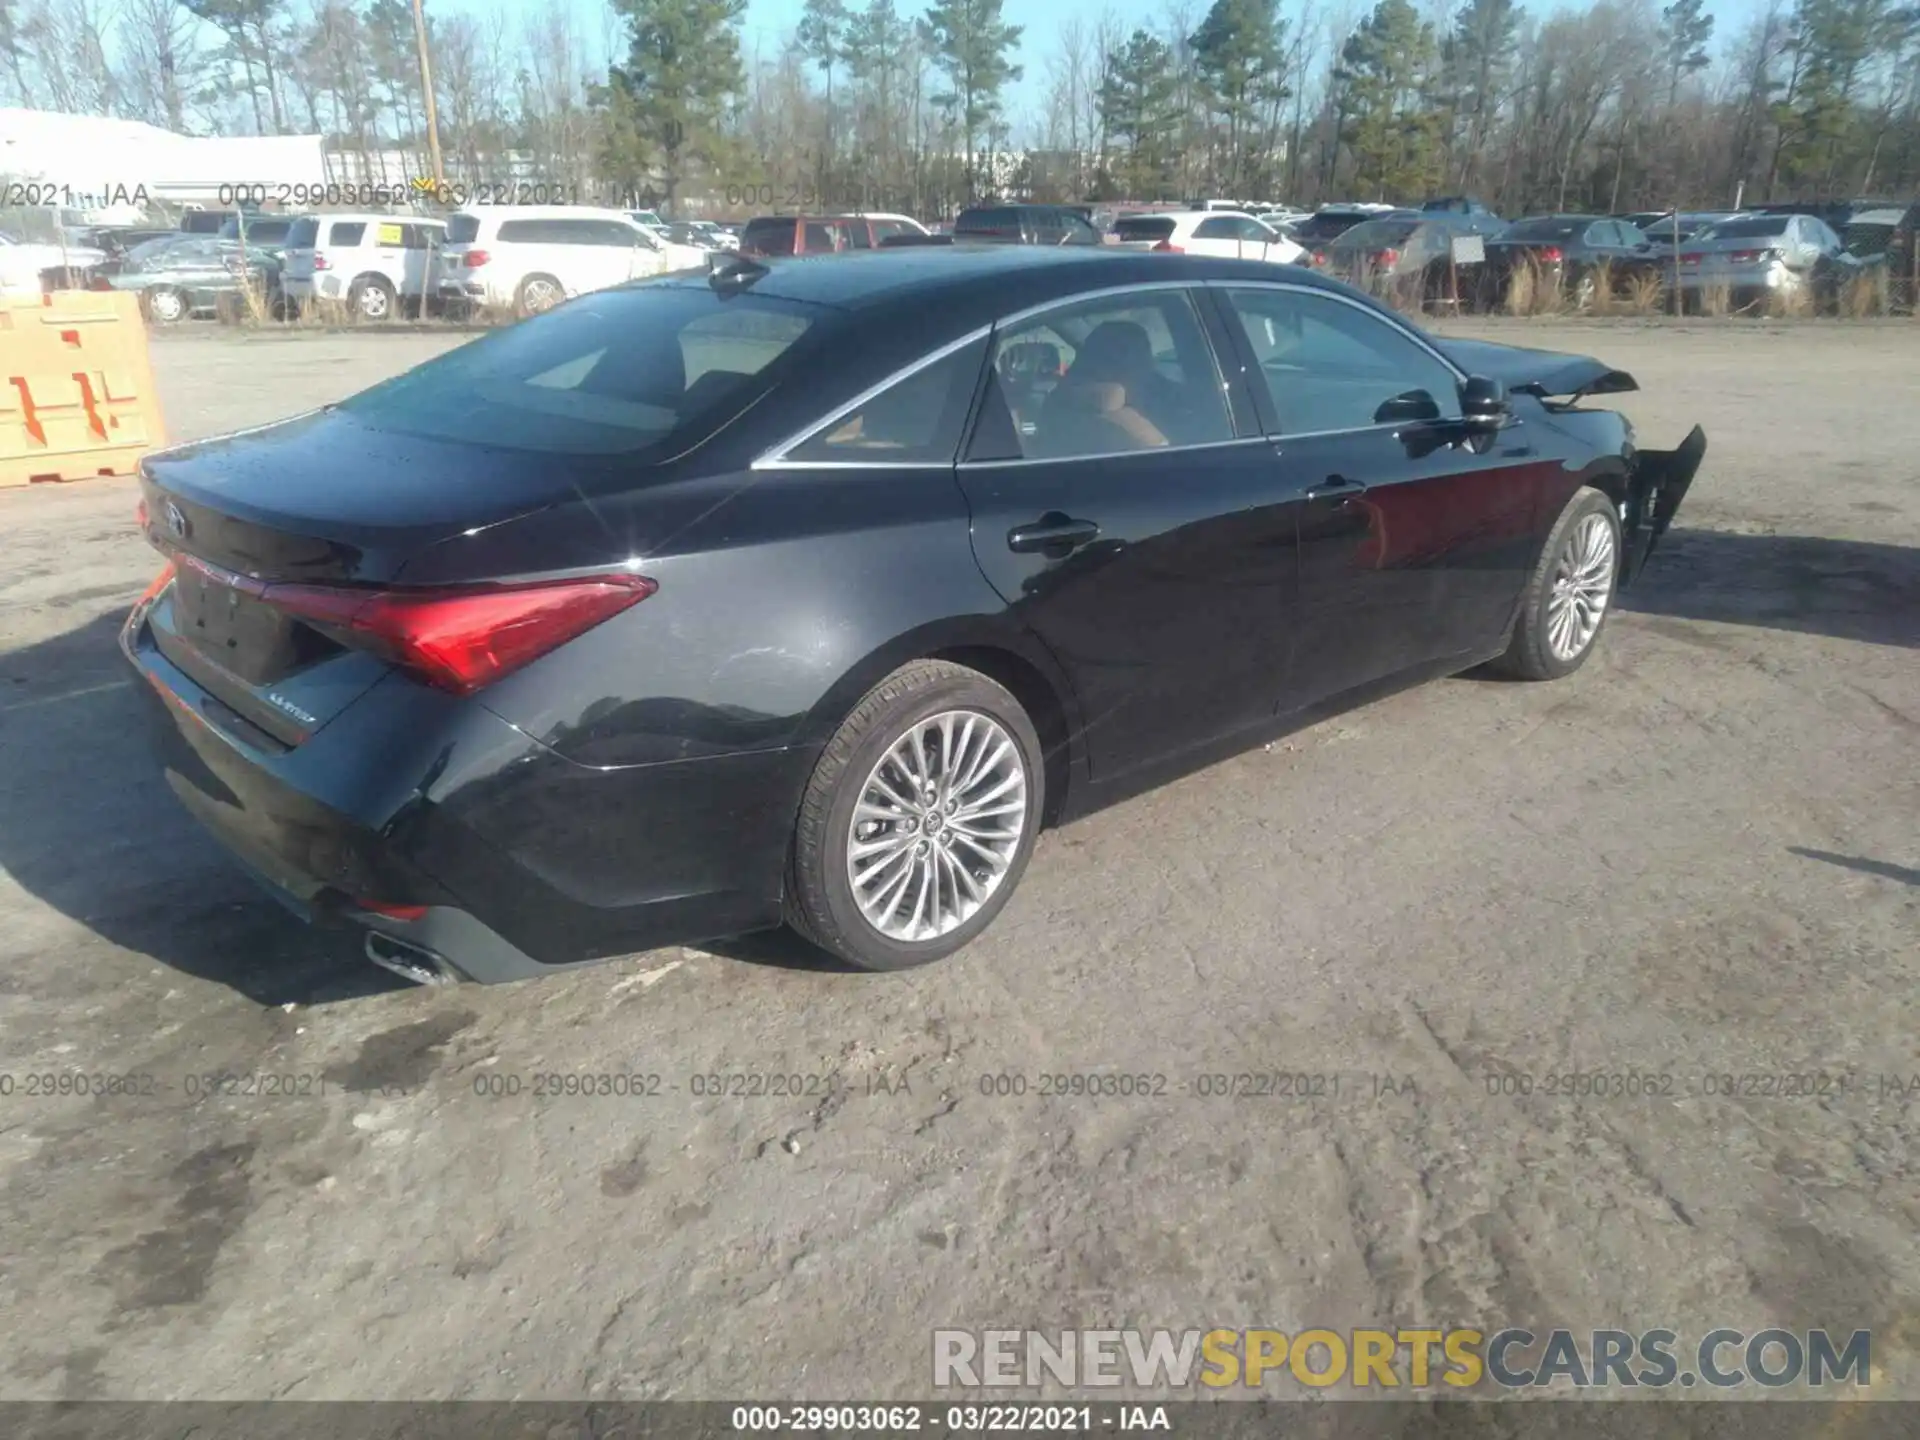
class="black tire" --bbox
[785,660,1045,971]
[1491,486,1623,681]
[349,275,396,322]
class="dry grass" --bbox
[1760,281,1815,319]
[1501,259,1567,317]
[1693,282,1733,317]
[1621,268,1667,315]
[1839,270,1890,318]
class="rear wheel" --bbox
[516,273,564,317]
[1493,487,1622,681]
[785,661,1044,971]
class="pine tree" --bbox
[1660,0,1715,105]
[1336,0,1443,200]
[1190,0,1288,197]
[1098,28,1178,197]
[918,0,1023,199]
[592,0,748,211]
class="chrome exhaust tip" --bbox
[365,930,459,986]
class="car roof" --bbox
[301,212,445,227]
[652,245,1372,317]
[461,204,637,220]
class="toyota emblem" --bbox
[164,501,189,539]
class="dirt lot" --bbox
[0,319,1915,1404]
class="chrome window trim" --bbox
[751,324,993,470]
[1199,277,1471,387]
[958,434,1272,471]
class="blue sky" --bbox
[430,0,1762,128]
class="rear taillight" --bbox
[312,252,331,271]
[1679,252,1703,265]
[463,249,491,268]
[260,573,657,696]
[1152,239,1183,253]
[137,561,175,604]
[1727,248,1780,264]
[1373,248,1400,267]
[1310,250,1327,266]
[356,899,429,922]
[1538,246,1564,263]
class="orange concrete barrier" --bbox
[0,290,166,489]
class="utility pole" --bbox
[411,0,446,188]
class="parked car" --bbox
[1108,209,1306,264]
[123,246,1704,983]
[1479,214,1664,307]
[951,204,1105,245]
[852,212,931,238]
[216,213,298,253]
[1310,211,1501,302]
[0,231,108,295]
[281,214,448,320]
[1422,196,1502,220]
[1625,211,1740,252]
[685,219,741,249]
[1287,205,1396,249]
[1673,212,1863,310]
[738,214,927,256]
[176,208,231,235]
[103,236,283,322]
[433,206,708,317]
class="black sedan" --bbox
[1480,214,1666,307]
[122,247,1706,982]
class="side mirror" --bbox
[1374,389,1443,424]
[1460,374,1509,427]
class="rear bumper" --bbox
[122,598,807,984]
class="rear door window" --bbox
[786,337,988,463]
[741,219,797,254]
[1114,217,1177,242]
[802,221,836,251]
[328,221,367,246]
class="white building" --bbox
[0,108,326,218]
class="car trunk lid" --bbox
[137,407,600,745]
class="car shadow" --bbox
[1615,527,1920,650]
[1787,848,1920,887]
[0,610,406,1007]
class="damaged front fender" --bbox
[1619,424,1707,585]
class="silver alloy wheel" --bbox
[358,283,390,319]
[846,708,1028,942]
[521,277,561,313]
[147,287,184,323]
[1546,512,1617,661]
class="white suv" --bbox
[434,206,709,317]
[281,214,447,319]
[1109,209,1306,265]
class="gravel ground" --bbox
[0,318,1915,1404]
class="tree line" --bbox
[1,0,1917,220]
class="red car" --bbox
[738,215,925,256]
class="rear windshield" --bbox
[1501,217,1587,240]
[445,213,481,244]
[1113,216,1178,241]
[1291,211,1370,242]
[285,217,320,248]
[1697,216,1791,239]
[336,287,824,456]
[1333,218,1421,248]
[741,218,796,254]
[954,209,1015,234]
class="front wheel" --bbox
[515,273,564,317]
[144,286,187,324]
[1492,488,1622,680]
[785,660,1045,971]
